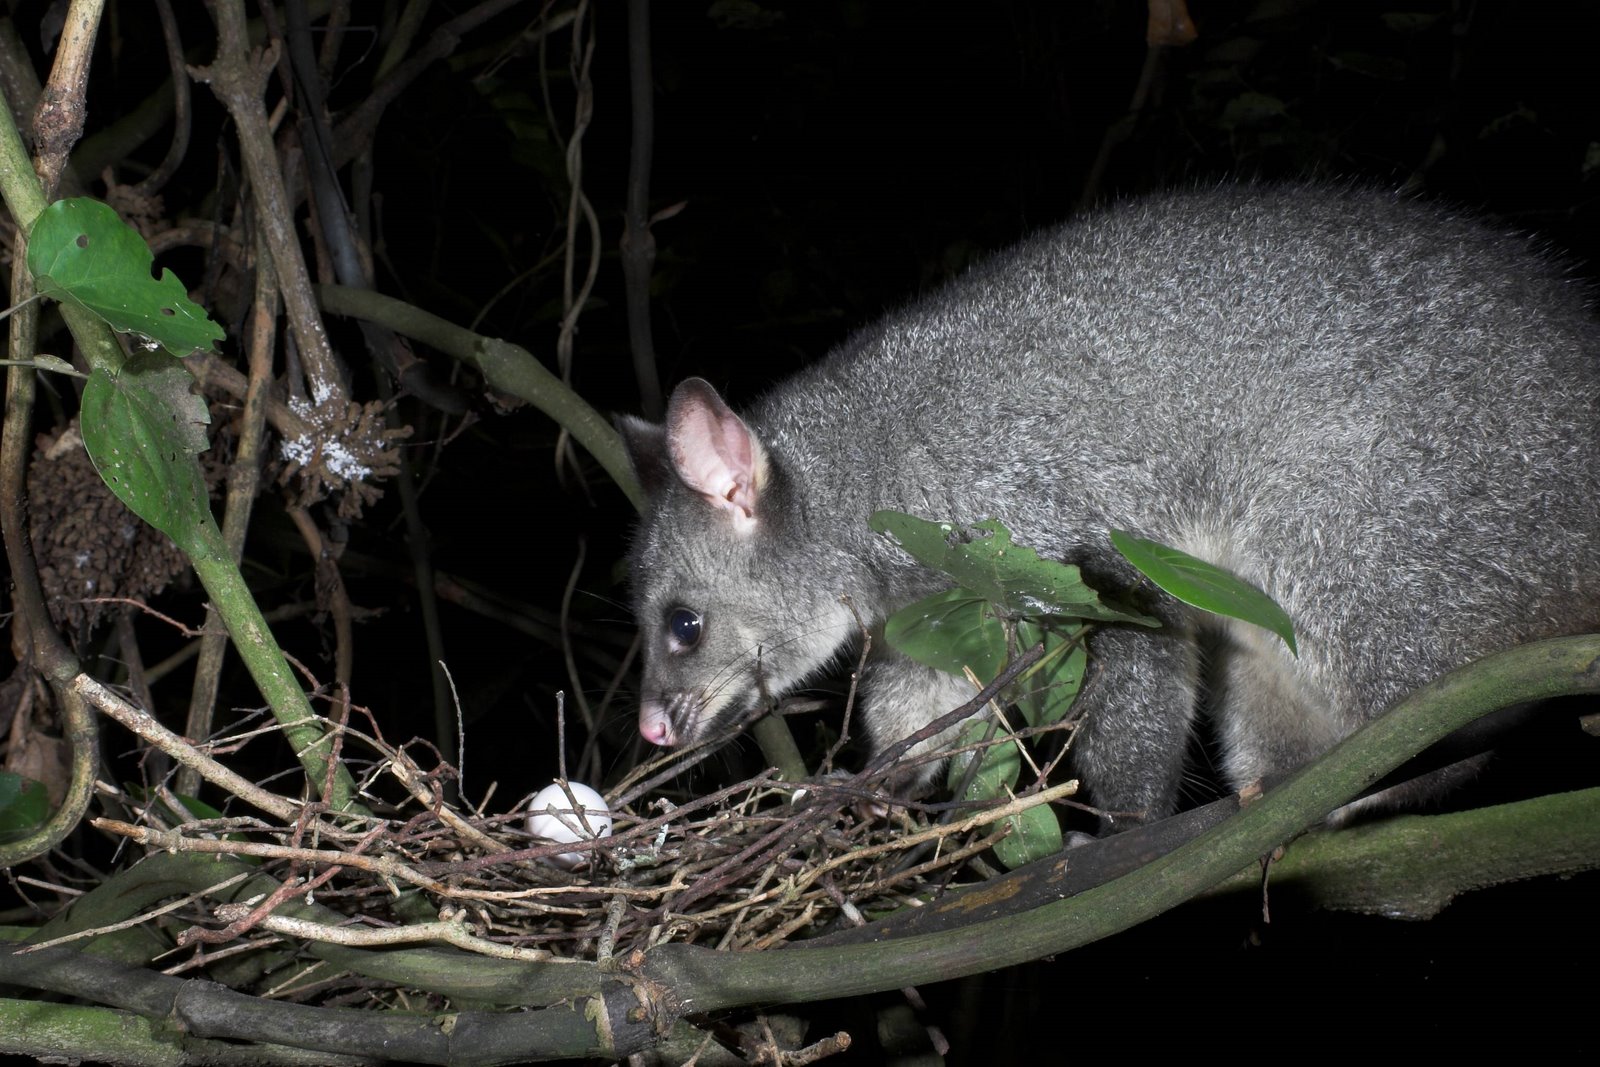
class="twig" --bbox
[74,675,303,824]
[180,232,278,795]
[216,905,572,963]
[31,0,105,195]
[18,871,254,954]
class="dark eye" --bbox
[668,608,703,649]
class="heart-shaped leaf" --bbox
[80,351,214,554]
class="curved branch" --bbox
[0,87,96,870]
[132,0,191,196]
[314,283,645,511]
[641,634,1600,1010]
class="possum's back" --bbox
[751,184,1600,729]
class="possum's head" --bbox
[618,379,855,748]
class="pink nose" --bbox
[640,701,676,746]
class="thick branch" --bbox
[640,635,1600,1010]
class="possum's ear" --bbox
[662,378,769,533]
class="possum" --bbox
[617,184,1600,828]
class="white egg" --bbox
[526,782,613,870]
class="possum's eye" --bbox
[667,608,703,650]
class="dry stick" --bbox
[791,781,1077,893]
[74,676,303,824]
[212,905,567,963]
[30,0,104,194]
[180,861,350,949]
[180,236,279,796]
[442,770,781,877]
[660,643,1053,920]
[386,751,512,858]
[680,786,1075,929]
[194,4,348,403]
[92,819,643,907]
[17,871,256,954]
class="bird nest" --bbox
[73,695,1077,993]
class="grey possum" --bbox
[618,184,1600,828]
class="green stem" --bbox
[314,283,645,512]
[185,516,360,812]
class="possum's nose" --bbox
[640,699,677,746]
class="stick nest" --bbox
[77,701,1074,1000]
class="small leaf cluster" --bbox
[870,511,1297,869]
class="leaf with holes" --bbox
[26,198,224,357]
[80,351,213,554]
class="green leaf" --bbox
[1110,529,1298,654]
[26,198,224,357]
[80,350,214,555]
[991,803,1064,871]
[1014,623,1087,727]
[884,588,1008,681]
[0,772,50,844]
[946,718,1021,799]
[870,512,1158,626]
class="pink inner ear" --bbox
[668,387,764,522]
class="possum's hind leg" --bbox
[1207,620,1344,794]
[1070,626,1204,831]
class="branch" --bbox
[0,996,376,1066]
[192,3,350,404]
[1203,785,1600,919]
[0,940,658,1065]
[181,234,280,796]
[31,0,105,196]
[314,283,645,510]
[72,675,304,824]
[639,634,1600,1011]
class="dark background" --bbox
[12,0,1600,1060]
